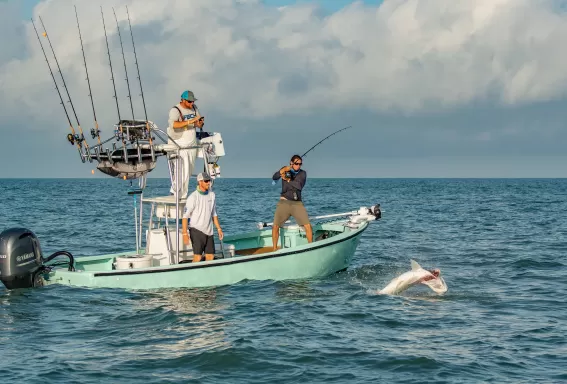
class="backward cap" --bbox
[181,90,197,101]
[197,172,211,181]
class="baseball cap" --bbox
[181,90,197,102]
[197,172,211,182]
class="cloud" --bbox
[2,0,567,125]
[1,0,567,178]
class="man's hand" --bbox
[183,232,190,246]
[217,227,224,240]
[195,117,205,128]
[280,166,291,182]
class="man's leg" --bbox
[169,155,179,196]
[272,201,289,251]
[190,228,205,262]
[304,223,313,243]
[185,148,197,196]
[204,234,215,261]
[293,202,313,243]
[180,150,190,198]
[272,225,280,251]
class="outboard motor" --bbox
[0,228,45,290]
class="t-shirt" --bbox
[182,189,218,236]
[168,103,197,146]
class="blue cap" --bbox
[181,90,197,102]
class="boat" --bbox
[0,201,381,290]
[0,8,382,291]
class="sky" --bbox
[0,0,566,178]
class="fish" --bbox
[378,259,448,295]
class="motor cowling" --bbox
[0,228,45,290]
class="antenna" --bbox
[74,5,100,144]
[126,6,148,123]
[101,7,121,122]
[113,8,135,121]
[38,16,90,160]
[31,18,84,160]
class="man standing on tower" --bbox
[168,90,205,198]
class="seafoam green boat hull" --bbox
[43,222,367,290]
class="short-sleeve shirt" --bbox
[168,103,197,146]
[182,189,218,236]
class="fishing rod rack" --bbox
[31,6,226,181]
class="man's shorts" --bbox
[273,200,310,226]
[189,228,215,255]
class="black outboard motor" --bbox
[0,228,45,290]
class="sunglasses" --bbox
[293,162,302,166]
[201,179,211,183]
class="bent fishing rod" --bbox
[301,125,352,158]
[39,16,90,161]
[74,5,100,145]
[31,18,85,162]
[272,125,353,184]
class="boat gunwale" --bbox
[82,221,369,277]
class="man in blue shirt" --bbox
[271,154,312,250]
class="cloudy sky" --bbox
[1,0,566,178]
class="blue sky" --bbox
[1,0,567,178]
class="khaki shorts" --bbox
[273,200,310,226]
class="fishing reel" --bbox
[90,127,100,140]
[67,133,84,146]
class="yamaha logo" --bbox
[16,252,35,262]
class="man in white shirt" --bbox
[182,172,224,262]
[168,90,205,198]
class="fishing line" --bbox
[75,5,101,144]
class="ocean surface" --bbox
[0,178,566,383]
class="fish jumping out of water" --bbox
[378,260,448,295]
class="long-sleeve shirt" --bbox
[272,169,307,202]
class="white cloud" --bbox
[1,0,567,131]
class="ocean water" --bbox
[0,178,566,383]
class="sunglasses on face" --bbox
[201,180,211,183]
[293,162,302,166]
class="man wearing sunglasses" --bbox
[182,172,224,262]
[167,90,206,198]
[271,154,312,251]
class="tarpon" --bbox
[378,260,448,295]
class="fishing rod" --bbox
[301,125,352,158]
[101,7,121,122]
[126,5,154,161]
[102,7,128,162]
[272,125,353,185]
[31,18,84,161]
[113,7,135,121]
[74,5,100,145]
[125,6,148,124]
[39,16,90,162]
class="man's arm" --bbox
[273,166,291,181]
[213,216,223,240]
[211,201,223,240]
[169,108,202,130]
[172,116,201,129]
